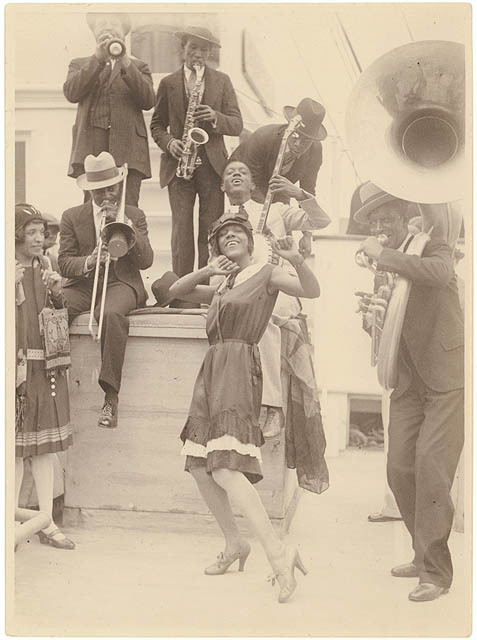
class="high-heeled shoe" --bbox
[204,541,251,575]
[272,547,308,603]
[37,528,75,550]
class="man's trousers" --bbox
[387,360,464,589]
[167,153,224,277]
[64,277,137,395]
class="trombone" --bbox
[88,163,136,341]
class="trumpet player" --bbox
[64,13,155,207]
[151,26,242,283]
[354,182,464,602]
[58,152,154,429]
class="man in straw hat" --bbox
[230,97,327,258]
[354,181,464,602]
[151,25,242,283]
[64,12,155,207]
[58,152,154,429]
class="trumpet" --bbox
[107,38,126,59]
[88,164,136,342]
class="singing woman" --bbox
[168,210,321,603]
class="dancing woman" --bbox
[169,210,321,603]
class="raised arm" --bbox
[119,59,155,111]
[169,256,239,306]
[268,236,320,298]
[376,241,454,287]
[63,57,104,104]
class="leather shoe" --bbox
[98,401,117,429]
[368,512,402,522]
[391,562,419,578]
[409,583,449,602]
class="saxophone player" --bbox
[150,26,243,285]
[354,181,464,602]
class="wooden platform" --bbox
[65,311,298,522]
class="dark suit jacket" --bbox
[377,240,464,397]
[58,202,154,307]
[64,56,155,179]
[150,66,243,187]
[229,124,323,203]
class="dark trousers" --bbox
[81,127,143,207]
[387,359,464,589]
[64,276,137,397]
[168,153,224,277]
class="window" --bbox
[130,14,220,75]
[15,140,26,204]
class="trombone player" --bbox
[58,152,154,428]
[354,181,464,602]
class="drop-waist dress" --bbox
[15,263,72,458]
[180,263,278,483]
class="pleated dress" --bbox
[15,263,72,458]
[180,263,278,483]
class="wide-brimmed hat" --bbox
[283,98,327,141]
[86,13,131,36]
[174,26,221,48]
[208,209,254,243]
[151,271,180,307]
[352,181,405,224]
[77,152,125,191]
[15,203,49,237]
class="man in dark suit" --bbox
[150,26,242,279]
[229,98,327,257]
[58,152,154,428]
[355,182,464,602]
[64,13,155,207]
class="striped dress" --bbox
[15,261,72,457]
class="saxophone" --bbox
[176,64,210,180]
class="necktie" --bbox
[280,151,296,176]
[187,69,197,95]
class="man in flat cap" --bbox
[354,181,464,602]
[150,26,243,283]
[64,13,155,207]
[230,97,327,258]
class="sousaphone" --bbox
[345,40,465,389]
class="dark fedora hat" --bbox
[283,98,327,141]
[352,181,412,224]
[174,25,221,48]
[151,271,180,307]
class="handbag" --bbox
[38,288,71,373]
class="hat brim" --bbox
[174,30,221,48]
[353,192,398,224]
[76,167,125,191]
[208,219,253,243]
[282,106,327,142]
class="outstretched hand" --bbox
[208,255,240,277]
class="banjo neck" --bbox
[255,115,303,235]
